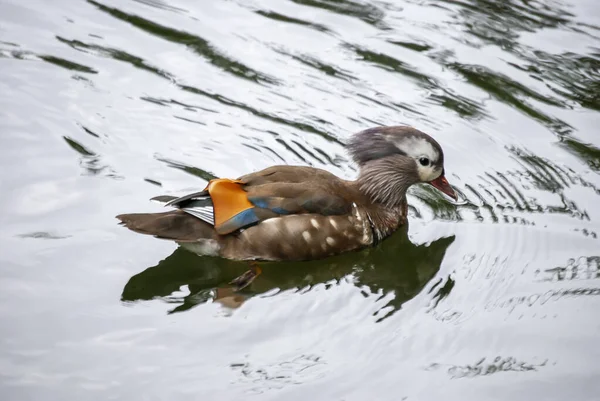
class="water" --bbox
[1,0,599,399]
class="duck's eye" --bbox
[419,157,430,166]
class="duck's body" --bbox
[117,126,456,262]
[118,166,405,261]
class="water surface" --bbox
[1,0,599,399]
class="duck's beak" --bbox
[428,174,457,201]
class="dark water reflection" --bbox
[1,0,600,399]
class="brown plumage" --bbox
[117,126,457,261]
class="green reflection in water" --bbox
[254,10,332,33]
[349,44,487,119]
[289,0,388,29]
[55,36,344,145]
[559,137,600,172]
[38,55,98,74]
[87,0,279,85]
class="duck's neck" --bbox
[355,161,414,208]
[365,201,408,243]
[350,175,411,243]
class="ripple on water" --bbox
[427,356,549,379]
[88,0,280,85]
[289,0,390,30]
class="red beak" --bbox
[428,174,457,201]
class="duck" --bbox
[117,125,456,288]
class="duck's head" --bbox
[347,126,457,206]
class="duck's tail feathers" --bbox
[116,210,216,243]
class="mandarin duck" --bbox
[117,126,457,288]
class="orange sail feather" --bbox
[205,179,254,232]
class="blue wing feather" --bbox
[248,196,295,215]
[216,208,261,235]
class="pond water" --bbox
[1,0,599,399]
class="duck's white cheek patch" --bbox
[419,167,442,182]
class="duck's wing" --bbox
[163,166,353,235]
[163,190,216,226]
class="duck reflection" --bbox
[121,225,455,315]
